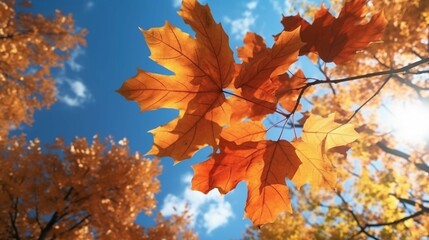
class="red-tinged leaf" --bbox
[274,70,307,112]
[281,0,387,64]
[229,82,280,122]
[231,29,304,121]
[192,123,301,224]
[118,0,234,162]
[237,32,268,63]
[192,140,256,195]
[235,28,303,88]
[245,178,292,225]
[220,121,266,145]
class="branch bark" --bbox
[38,212,58,240]
[376,141,429,174]
[289,57,429,116]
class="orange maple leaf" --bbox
[118,0,234,162]
[274,69,307,113]
[192,121,301,224]
[237,32,268,63]
[281,0,387,64]
[231,30,304,121]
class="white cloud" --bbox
[56,75,91,107]
[58,44,90,107]
[270,0,298,16]
[67,46,85,72]
[161,173,234,234]
[173,0,182,8]
[69,80,87,98]
[61,95,81,107]
[85,1,94,10]
[247,1,258,10]
[203,201,234,233]
[224,1,258,39]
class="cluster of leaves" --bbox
[245,0,429,239]
[118,0,388,225]
[0,135,196,239]
[0,0,86,136]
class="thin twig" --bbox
[289,57,429,116]
[345,75,391,123]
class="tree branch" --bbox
[376,141,429,174]
[363,195,429,228]
[365,211,425,228]
[38,212,58,240]
[335,192,380,240]
[63,214,91,235]
[8,198,21,240]
[346,75,391,122]
[376,142,410,161]
[317,57,429,85]
[289,57,429,116]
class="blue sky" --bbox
[20,0,322,239]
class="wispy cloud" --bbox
[223,1,258,40]
[161,173,234,234]
[57,76,91,107]
[247,1,258,10]
[173,0,182,8]
[67,46,85,72]
[85,1,94,11]
[58,44,91,107]
[269,0,299,16]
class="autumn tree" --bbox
[0,135,197,239]
[0,0,86,137]
[119,0,429,238]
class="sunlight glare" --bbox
[387,101,429,143]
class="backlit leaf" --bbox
[281,0,387,64]
[192,123,301,224]
[118,0,234,162]
[302,113,359,151]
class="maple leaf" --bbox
[281,0,387,64]
[192,121,301,224]
[230,30,304,121]
[237,32,268,63]
[291,140,336,189]
[274,70,307,113]
[302,113,360,151]
[118,0,234,162]
[292,114,359,189]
